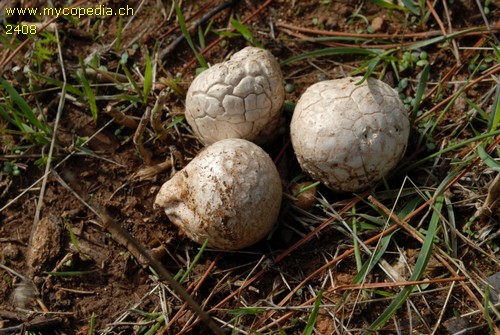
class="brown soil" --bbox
[1,0,499,334]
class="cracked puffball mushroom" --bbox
[154,138,282,250]
[290,76,410,192]
[185,47,285,145]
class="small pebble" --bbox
[370,16,384,32]
[2,244,20,260]
[285,83,295,93]
[291,182,318,211]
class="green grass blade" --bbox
[76,68,98,123]
[197,26,206,49]
[351,209,363,271]
[66,221,83,254]
[174,0,208,70]
[408,27,481,50]
[465,97,490,124]
[281,48,381,66]
[488,84,500,133]
[143,50,153,104]
[411,195,443,280]
[115,15,123,53]
[30,72,83,96]
[364,195,444,333]
[356,213,386,226]
[354,55,382,82]
[0,77,50,134]
[178,239,208,284]
[483,286,494,333]
[88,312,96,335]
[303,290,322,335]
[399,0,420,15]
[369,0,408,11]
[230,18,263,48]
[353,195,422,285]
[143,315,165,335]
[477,145,500,169]
[411,63,430,125]
[0,104,17,125]
[352,230,396,284]
[167,115,186,129]
[121,65,143,102]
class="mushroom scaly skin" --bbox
[155,138,282,250]
[290,76,410,192]
[185,47,284,145]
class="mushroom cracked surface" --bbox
[290,76,410,192]
[154,138,282,250]
[185,47,285,145]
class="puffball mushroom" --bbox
[185,47,285,145]
[154,138,282,250]
[290,76,410,192]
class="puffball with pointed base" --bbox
[185,47,285,145]
[290,77,410,192]
[154,138,282,250]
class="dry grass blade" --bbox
[331,276,467,292]
[475,173,500,218]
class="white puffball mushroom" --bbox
[154,138,282,250]
[290,76,410,192]
[185,47,285,145]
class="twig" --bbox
[133,107,153,165]
[162,254,221,333]
[185,0,275,68]
[150,89,168,135]
[99,212,225,335]
[426,0,460,63]
[158,1,215,40]
[104,105,139,129]
[276,21,499,40]
[130,160,173,181]
[0,317,63,334]
[440,0,461,64]
[160,0,238,61]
